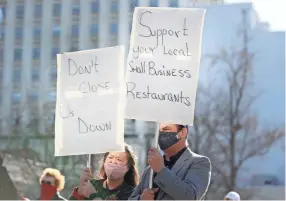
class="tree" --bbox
[190,9,285,199]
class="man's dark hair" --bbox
[177,125,188,131]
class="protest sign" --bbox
[55,46,125,156]
[125,7,206,125]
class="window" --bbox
[72,4,80,15]
[150,0,158,7]
[1,7,6,20]
[170,0,178,7]
[0,49,3,61]
[53,3,61,17]
[33,48,40,60]
[130,0,138,11]
[15,27,23,39]
[129,23,132,33]
[12,92,21,104]
[0,28,4,39]
[32,69,39,83]
[34,27,41,39]
[28,91,38,102]
[34,4,42,18]
[16,5,24,19]
[110,23,118,34]
[13,69,21,86]
[91,0,99,13]
[51,68,57,81]
[90,24,98,35]
[53,24,60,37]
[14,49,22,62]
[72,25,79,37]
[52,48,60,59]
[111,1,118,12]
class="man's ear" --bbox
[178,128,188,139]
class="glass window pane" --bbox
[90,24,98,35]
[16,5,24,19]
[53,3,61,17]
[170,0,178,7]
[91,0,99,13]
[34,27,41,39]
[111,1,118,12]
[130,0,138,11]
[53,24,60,37]
[33,48,40,60]
[14,49,22,61]
[150,0,158,7]
[15,27,23,39]
[34,4,42,18]
[12,92,21,104]
[72,4,80,15]
[52,48,60,59]
[110,23,118,34]
[32,69,39,83]
[72,25,79,37]
[13,69,21,85]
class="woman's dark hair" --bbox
[98,144,139,187]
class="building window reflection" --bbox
[72,4,80,15]
[34,4,42,18]
[150,0,158,7]
[110,23,118,34]
[91,0,99,13]
[16,5,24,19]
[52,47,60,59]
[14,49,22,62]
[72,24,79,37]
[15,27,23,39]
[53,3,61,17]
[111,1,118,12]
[90,24,98,35]
[33,48,40,60]
[170,0,178,7]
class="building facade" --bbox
[0,0,223,174]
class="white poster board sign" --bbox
[55,46,125,156]
[125,7,206,125]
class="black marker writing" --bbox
[132,45,156,59]
[138,11,189,47]
[68,56,99,76]
[60,105,74,119]
[78,117,112,133]
[79,81,110,94]
[126,82,191,106]
[128,60,191,78]
[183,18,188,36]
[163,42,192,57]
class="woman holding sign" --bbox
[70,144,139,200]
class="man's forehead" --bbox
[159,123,178,129]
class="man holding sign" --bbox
[125,7,210,200]
[129,123,211,200]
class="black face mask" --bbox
[158,132,180,150]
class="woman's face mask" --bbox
[158,131,181,150]
[104,163,129,180]
[40,183,57,200]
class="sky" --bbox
[225,0,286,31]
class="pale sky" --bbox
[225,0,286,31]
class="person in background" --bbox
[224,191,240,201]
[70,144,139,200]
[38,168,66,200]
[129,123,211,200]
